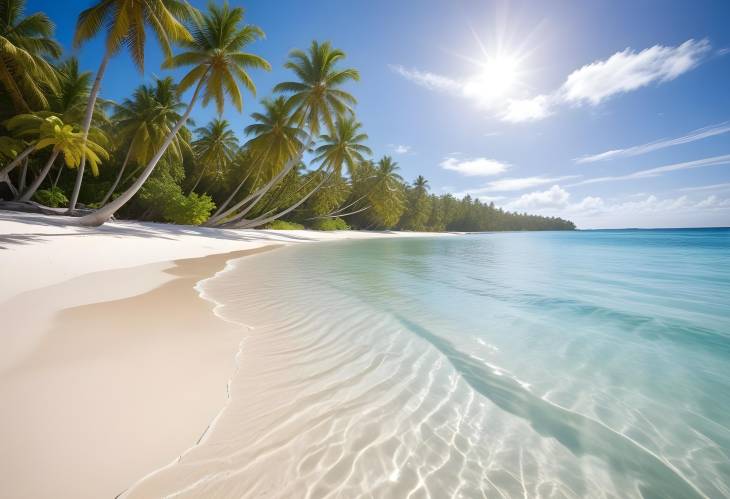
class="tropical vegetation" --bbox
[0,0,574,232]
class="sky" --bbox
[27,0,730,228]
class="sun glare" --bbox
[462,54,522,105]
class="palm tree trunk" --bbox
[78,76,207,227]
[18,158,28,192]
[99,145,133,206]
[0,144,35,186]
[207,139,312,226]
[188,164,208,194]
[19,150,59,202]
[207,165,256,222]
[67,49,112,212]
[230,173,330,229]
[52,162,63,188]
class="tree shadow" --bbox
[0,210,322,249]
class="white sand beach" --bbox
[0,211,443,498]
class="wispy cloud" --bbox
[569,154,730,186]
[575,121,730,164]
[389,144,412,154]
[389,65,462,93]
[455,175,580,196]
[677,182,730,192]
[391,39,711,123]
[560,39,710,106]
[440,156,509,176]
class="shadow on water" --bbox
[393,314,707,499]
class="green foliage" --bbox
[167,192,216,225]
[312,217,349,231]
[138,173,215,226]
[34,186,68,207]
[266,220,304,230]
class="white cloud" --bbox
[570,154,730,186]
[440,156,509,177]
[575,121,730,163]
[389,144,412,154]
[391,39,711,124]
[500,95,552,123]
[560,39,710,106]
[498,186,730,228]
[508,185,570,210]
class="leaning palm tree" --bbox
[0,59,107,194]
[99,77,189,205]
[205,96,306,225]
[0,0,61,113]
[216,41,360,228]
[78,1,270,226]
[9,115,108,202]
[68,0,196,211]
[189,119,238,193]
[313,117,371,177]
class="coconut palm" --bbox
[8,115,108,202]
[99,77,189,205]
[205,96,306,225]
[413,175,429,194]
[79,1,270,226]
[275,41,359,136]
[68,0,196,211]
[0,0,61,113]
[313,117,371,177]
[0,59,106,193]
[368,156,405,227]
[190,119,238,193]
[217,41,360,228]
[48,58,109,125]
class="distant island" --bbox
[0,0,574,232]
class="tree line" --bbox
[0,0,575,231]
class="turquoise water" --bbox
[130,229,730,498]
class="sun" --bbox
[462,54,522,104]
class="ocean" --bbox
[128,229,730,498]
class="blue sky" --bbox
[28,0,730,228]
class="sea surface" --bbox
[129,229,730,498]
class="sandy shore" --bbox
[0,211,444,498]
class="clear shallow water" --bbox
[128,229,730,499]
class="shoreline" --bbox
[0,211,449,498]
[0,248,277,498]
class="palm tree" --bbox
[0,59,106,194]
[0,0,61,113]
[99,77,188,205]
[218,41,360,228]
[190,119,238,193]
[68,0,196,211]
[205,96,305,225]
[313,117,371,177]
[368,156,405,227]
[413,175,429,194]
[8,115,109,202]
[79,1,270,226]
[49,58,109,125]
